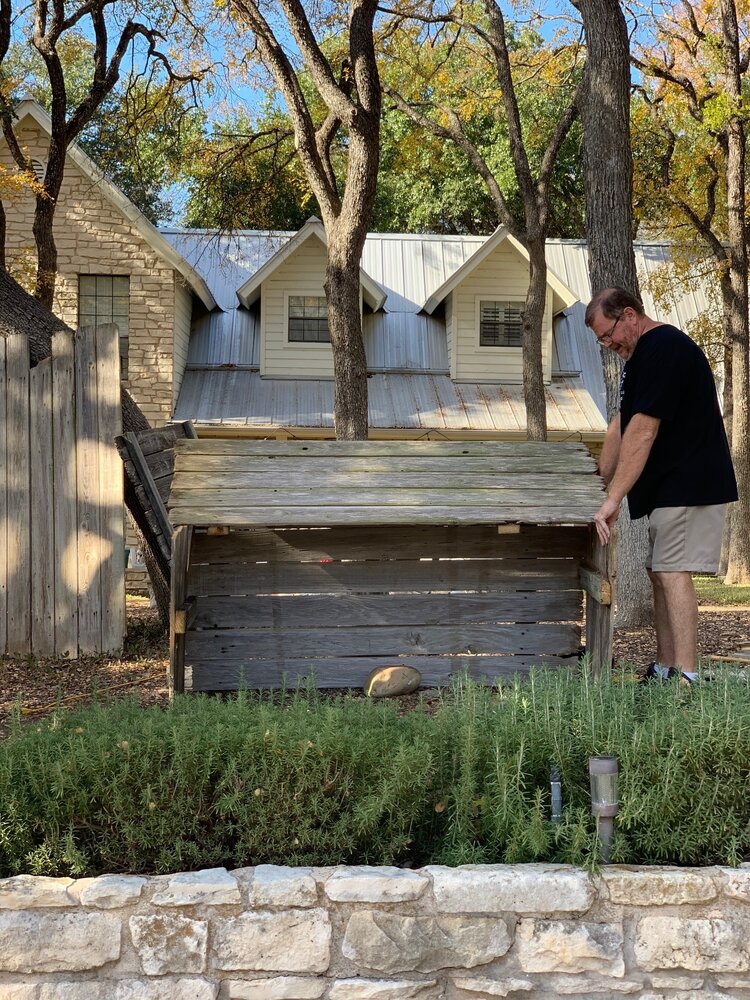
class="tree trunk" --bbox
[325,249,369,440]
[720,0,750,584]
[524,239,549,441]
[575,0,653,629]
[32,191,58,310]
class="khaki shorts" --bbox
[646,505,726,573]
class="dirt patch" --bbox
[1,597,747,734]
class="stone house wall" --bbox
[1,863,749,1000]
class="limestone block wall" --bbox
[1,864,750,999]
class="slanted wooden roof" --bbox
[169,439,604,528]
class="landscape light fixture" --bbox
[589,756,619,863]
[550,765,563,824]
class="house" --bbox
[2,98,717,448]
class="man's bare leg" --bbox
[649,570,698,672]
[648,569,675,666]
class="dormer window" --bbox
[288,295,330,343]
[479,300,523,347]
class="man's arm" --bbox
[593,413,661,544]
[598,413,621,485]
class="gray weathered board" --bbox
[169,440,610,691]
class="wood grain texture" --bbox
[30,359,55,655]
[187,653,574,691]
[6,334,31,652]
[585,525,616,674]
[51,331,78,658]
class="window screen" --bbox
[479,301,523,347]
[78,275,130,378]
[288,295,330,343]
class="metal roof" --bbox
[162,228,714,428]
[174,370,606,435]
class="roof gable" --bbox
[423,226,577,315]
[235,217,387,311]
[11,100,216,310]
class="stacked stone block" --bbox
[1,863,749,999]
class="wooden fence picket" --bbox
[0,337,7,654]
[52,330,79,658]
[95,324,125,652]
[6,334,31,651]
[30,357,55,655]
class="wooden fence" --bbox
[0,325,125,657]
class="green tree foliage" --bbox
[3,33,204,223]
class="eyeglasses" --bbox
[595,315,621,345]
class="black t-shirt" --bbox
[620,324,738,520]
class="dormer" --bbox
[423,227,577,383]
[236,217,386,378]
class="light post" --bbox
[589,756,619,863]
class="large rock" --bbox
[328,980,437,999]
[427,865,594,914]
[36,981,218,1000]
[635,916,750,971]
[365,665,421,698]
[533,975,641,993]
[342,910,511,973]
[245,865,318,907]
[650,977,705,990]
[325,866,428,903]
[214,909,331,973]
[515,919,624,976]
[69,875,146,908]
[130,914,208,975]
[151,868,240,907]
[226,977,326,999]
[0,987,40,1000]
[602,867,717,905]
[0,911,121,972]
[0,875,73,908]
[720,867,750,902]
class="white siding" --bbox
[173,280,193,404]
[261,238,334,378]
[450,244,553,383]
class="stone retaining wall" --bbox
[1,864,750,999]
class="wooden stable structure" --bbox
[168,440,614,694]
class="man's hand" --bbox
[594,496,620,545]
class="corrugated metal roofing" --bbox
[175,370,606,434]
[163,227,714,428]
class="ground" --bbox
[1,586,748,734]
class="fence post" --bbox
[52,330,79,658]
[30,358,55,655]
[6,334,31,652]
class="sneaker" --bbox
[667,669,709,685]
[642,662,670,682]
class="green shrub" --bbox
[1,668,749,876]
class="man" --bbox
[586,287,737,682]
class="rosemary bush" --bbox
[1,668,749,876]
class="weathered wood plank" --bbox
[176,439,593,458]
[51,331,78,658]
[96,325,125,654]
[75,326,102,653]
[125,432,173,544]
[170,525,193,696]
[138,425,191,457]
[171,505,596,527]
[185,623,580,659]
[193,591,583,630]
[174,596,198,635]
[190,524,588,564]
[169,487,602,509]
[177,454,597,476]
[179,471,604,492]
[579,565,612,606]
[6,334,31,653]
[187,653,573,691]
[586,525,616,674]
[30,359,55,655]
[189,557,581,597]
[0,337,7,654]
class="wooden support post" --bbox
[585,525,616,675]
[170,525,193,697]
